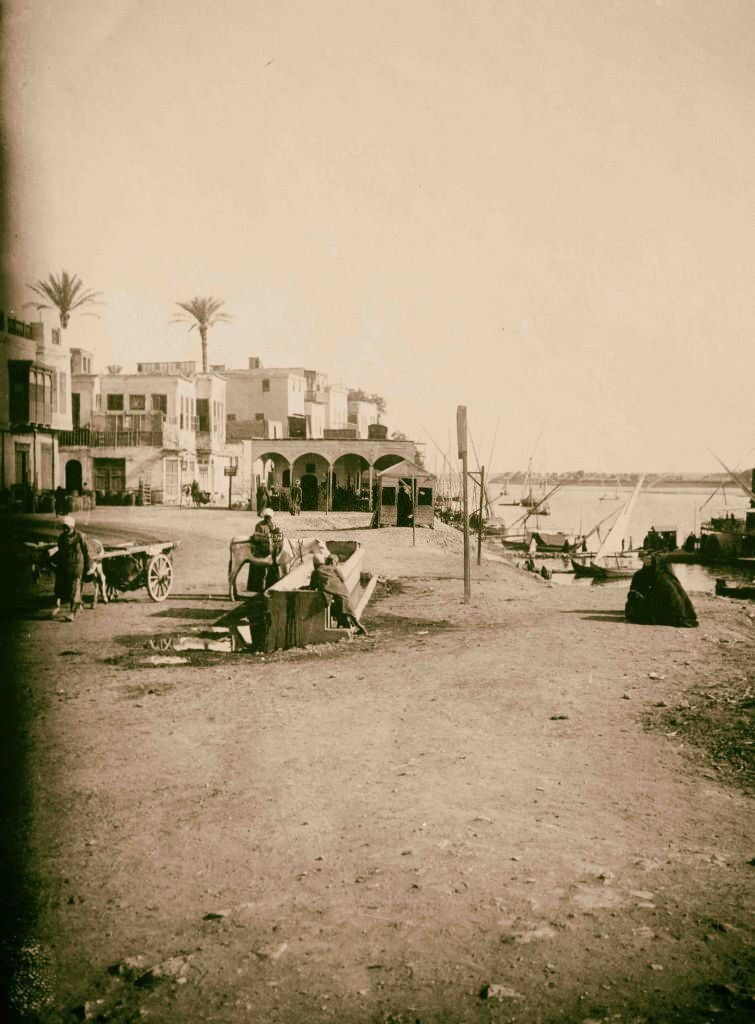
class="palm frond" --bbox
[26,270,102,328]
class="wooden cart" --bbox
[101,541,179,602]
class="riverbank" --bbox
[2,509,754,1023]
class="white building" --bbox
[62,356,230,504]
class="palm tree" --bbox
[171,296,233,373]
[26,270,102,328]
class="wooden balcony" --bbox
[59,427,166,448]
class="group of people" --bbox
[50,516,108,621]
[256,479,304,517]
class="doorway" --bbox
[65,459,83,493]
[93,458,125,495]
[300,473,320,511]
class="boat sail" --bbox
[573,475,646,579]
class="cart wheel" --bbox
[146,553,173,602]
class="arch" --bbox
[373,453,405,473]
[332,452,371,511]
[65,459,83,493]
[251,451,291,512]
[292,452,332,511]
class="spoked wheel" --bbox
[146,553,173,602]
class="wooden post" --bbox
[477,465,484,565]
[228,469,233,510]
[457,406,470,603]
[411,475,416,546]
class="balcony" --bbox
[305,390,327,403]
[59,427,166,449]
[3,315,34,339]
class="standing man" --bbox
[397,481,414,527]
[290,478,303,516]
[247,507,285,592]
[51,516,90,620]
[256,480,269,514]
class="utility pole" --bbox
[477,465,485,565]
[457,405,471,602]
[225,458,238,510]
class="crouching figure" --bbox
[309,554,367,635]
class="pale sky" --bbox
[4,0,754,473]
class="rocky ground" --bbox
[1,507,753,1023]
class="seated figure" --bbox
[625,556,698,628]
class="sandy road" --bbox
[2,507,754,1023]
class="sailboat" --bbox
[520,460,551,513]
[572,475,646,579]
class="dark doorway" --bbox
[14,444,30,487]
[65,459,83,493]
[300,473,319,511]
[72,392,81,429]
[93,458,125,494]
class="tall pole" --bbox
[477,465,484,565]
[411,475,416,547]
[457,406,471,603]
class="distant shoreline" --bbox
[487,476,748,490]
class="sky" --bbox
[4,0,754,474]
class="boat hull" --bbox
[571,558,639,580]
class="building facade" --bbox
[229,437,419,512]
[0,307,71,506]
[220,358,380,442]
[61,356,230,504]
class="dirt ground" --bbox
[1,507,753,1024]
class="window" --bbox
[107,393,124,411]
[255,412,264,421]
[227,413,236,421]
[151,393,167,414]
[262,379,270,392]
[51,328,61,345]
[8,362,53,424]
[129,394,146,411]
[196,398,209,432]
[59,372,67,414]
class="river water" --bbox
[488,483,753,594]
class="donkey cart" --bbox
[102,541,179,602]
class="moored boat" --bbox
[572,475,646,579]
[714,578,755,600]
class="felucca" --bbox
[572,474,646,579]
